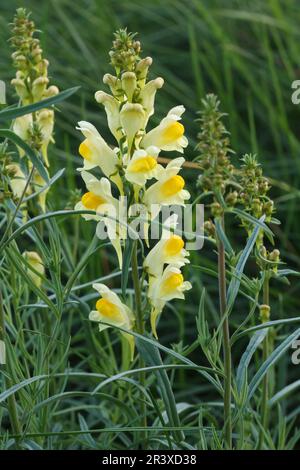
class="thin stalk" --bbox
[131,241,147,440]
[217,215,232,449]
[258,274,270,449]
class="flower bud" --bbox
[225,191,238,207]
[136,56,152,87]
[211,202,223,217]
[204,220,215,237]
[11,77,28,101]
[32,76,49,101]
[103,73,121,97]
[259,304,270,323]
[121,71,136,101]
[43,85,59,98]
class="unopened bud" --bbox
[225,191,238,207]
[211,202,223,217]
[259,304,270,323]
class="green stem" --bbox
[217,215,232,449]
[259,274,270,449]
[131,241,147,440]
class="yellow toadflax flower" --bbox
[22,251,45,288]
[75,170,124,267]
[141,105,188,153]
[6,163,30,199]
[148,265,192,338]
[77,120,123,193]
[144,157,190,217]
[144,214,189,279]
[89,283,135,359]
[124,146,160,186]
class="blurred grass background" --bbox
[1,0,300,447]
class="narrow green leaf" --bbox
[248,328,300,400]
[226,216,263,314]
[136,336,184,443]
[214,218,234,256]
[269,380,300,407]
[236,329,268,393]
[0,86,80,121]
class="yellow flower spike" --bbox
[161,175,185,197]
[81,192,106,210]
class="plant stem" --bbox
[259,274,270,449]
[217,215,232,449]
[131,241,147,440]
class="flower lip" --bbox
[161,272,184,294]
[130,156,157,173]
[163,235,184,256]
[96,298,122,321]
[163,121,185,143]
[79,140,91,160]
[81,192,106,210]
[161,175,185,197]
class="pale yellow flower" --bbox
[13,114,33,157]
[77,120,123,193]
[144,214,189,278]
[144,157,190,217]
[148,265,192,337]
[89,283,135,359]
[94,90,122,141]
[124,146,160,186]
[139,77,164,126]
[75,171,123,267]
[120,102,145,151]
[141,105,188,153]
[6,163,29,199]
